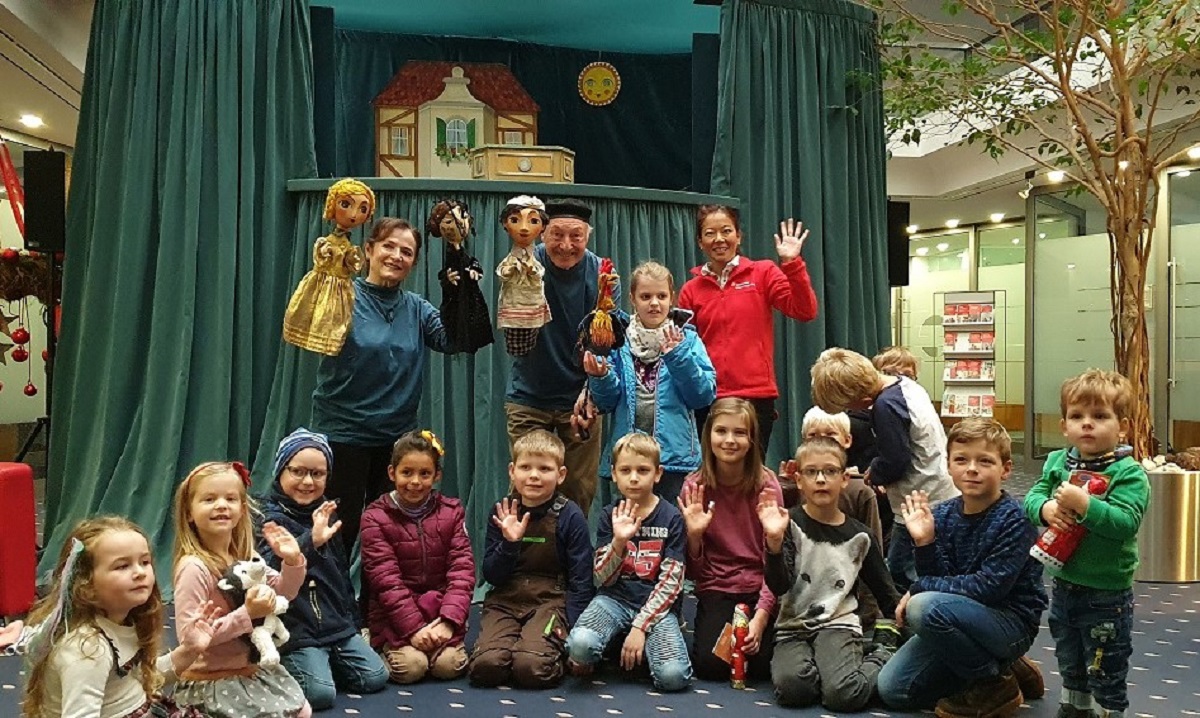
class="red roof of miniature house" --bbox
[373,61,540,113]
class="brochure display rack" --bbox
[941,291,997,417]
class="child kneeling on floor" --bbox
[759,436,901,710]
[878,418,1048,718]
[566,433,692,691]
[469,429,594,689]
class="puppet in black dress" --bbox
[428,199,494,353]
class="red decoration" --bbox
[730,603,750,689]
[23,382,37,396]
[10,327,29,345]
[11,347,28,363]
[41,349,49,361]
[1030,470,1110,570]
[1,248,18,264]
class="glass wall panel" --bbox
[901,231,971,405]
[978,224,1026,448]
[1030,192,1113,457]
[1168,169,1200,449]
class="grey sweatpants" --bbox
[771,627,887,711]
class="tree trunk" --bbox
[1110,216,1154,459]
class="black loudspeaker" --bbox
[310,5,335,178]
[24,150,67,253]
[887,200,911,287]
[691,33,721,194]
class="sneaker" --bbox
[934,672,1023,718]
[1055,705,1097,718]
[1010,655,1045,700]
[872,621,903,652]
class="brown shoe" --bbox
[934,672,1023,718]
[1010,655,1045,700]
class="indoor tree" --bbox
[867,0,1200,456]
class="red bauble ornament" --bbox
[11,327,30,344]
[1088,477,1108,495]
[26,250,39,259]
[1,248,18,264]
[23,382,37,396]
[11,347,29,362]
[54,252,65,262]
[42,349,50,361]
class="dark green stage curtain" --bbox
[254,187,713,567]
[331,31,694,191]
[42,0,318,588]
[711,0,891,460]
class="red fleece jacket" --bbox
[677,257,818,400]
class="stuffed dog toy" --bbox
[216,554,290,667]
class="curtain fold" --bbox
[42,0,317,585]
[254,187,713,563]
[711,0,891,459]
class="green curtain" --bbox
[711,0,891,459]
[42,0,318,586]
[254,183,728,566]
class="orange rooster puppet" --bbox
[577,257,627,355]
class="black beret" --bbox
[545,198,592,223]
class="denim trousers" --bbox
[566,594,693,692]
[279,633,389,710]
[1048,580,1134,714]
[877,591,1036,710]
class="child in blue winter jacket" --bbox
[583,260,717,506]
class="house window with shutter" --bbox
[389,126,410,156]
[446,119,468,150]
[503,130,523,146]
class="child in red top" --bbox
[678,397,784,682]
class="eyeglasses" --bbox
[285,466,328,481]
[799,468,842,480]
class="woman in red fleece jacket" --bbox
[677,205,819,455]
[361,430,476,684]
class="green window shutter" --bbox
[437,118,447,147]
[466,119,476,148]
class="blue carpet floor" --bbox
[4,582,1199,717]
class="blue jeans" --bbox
[566,594,692,692]
[1048,581,1134,714]
[887,524,917,592]
[279,633,389,710]
[877,591,1037,710]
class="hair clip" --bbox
[231,461,252,488]
[420,430,445,457]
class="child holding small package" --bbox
[1024,370,1150,718]
[469,430,594,689]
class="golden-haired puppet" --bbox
[427,198,494,353]
[282,179,375,355]
[495,195,552,356]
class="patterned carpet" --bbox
[4,581,1199,717]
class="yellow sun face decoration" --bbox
[579,62,621,106]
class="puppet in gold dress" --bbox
[282,178,375,355]
[495,195,552,356]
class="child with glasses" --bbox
[257,428,389,709]
[758,436,901,710]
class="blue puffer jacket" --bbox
[257,485,359,652]
[589,315,717,477]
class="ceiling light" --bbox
[1011,238,1020,244]
[1188,146,1200,160]
[936,242,950,251]
[915,247,929,256]
[945,219,960,229]
[18,114,43,128]
[990,212,1005,223]
[1047,170,1066,182]
[906,224,919,234]
[1067,263,1076,269]
[1176,170,1192,178]
[1038,232,1047,239]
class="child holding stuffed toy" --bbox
[20,516,220,718]
[283,178,375,355]
[496,195,553,356]
[257,428,389,709]
[584,261,716,505]
[428,198,493,353]
[360,430,476,684]
[171,461,311,718]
